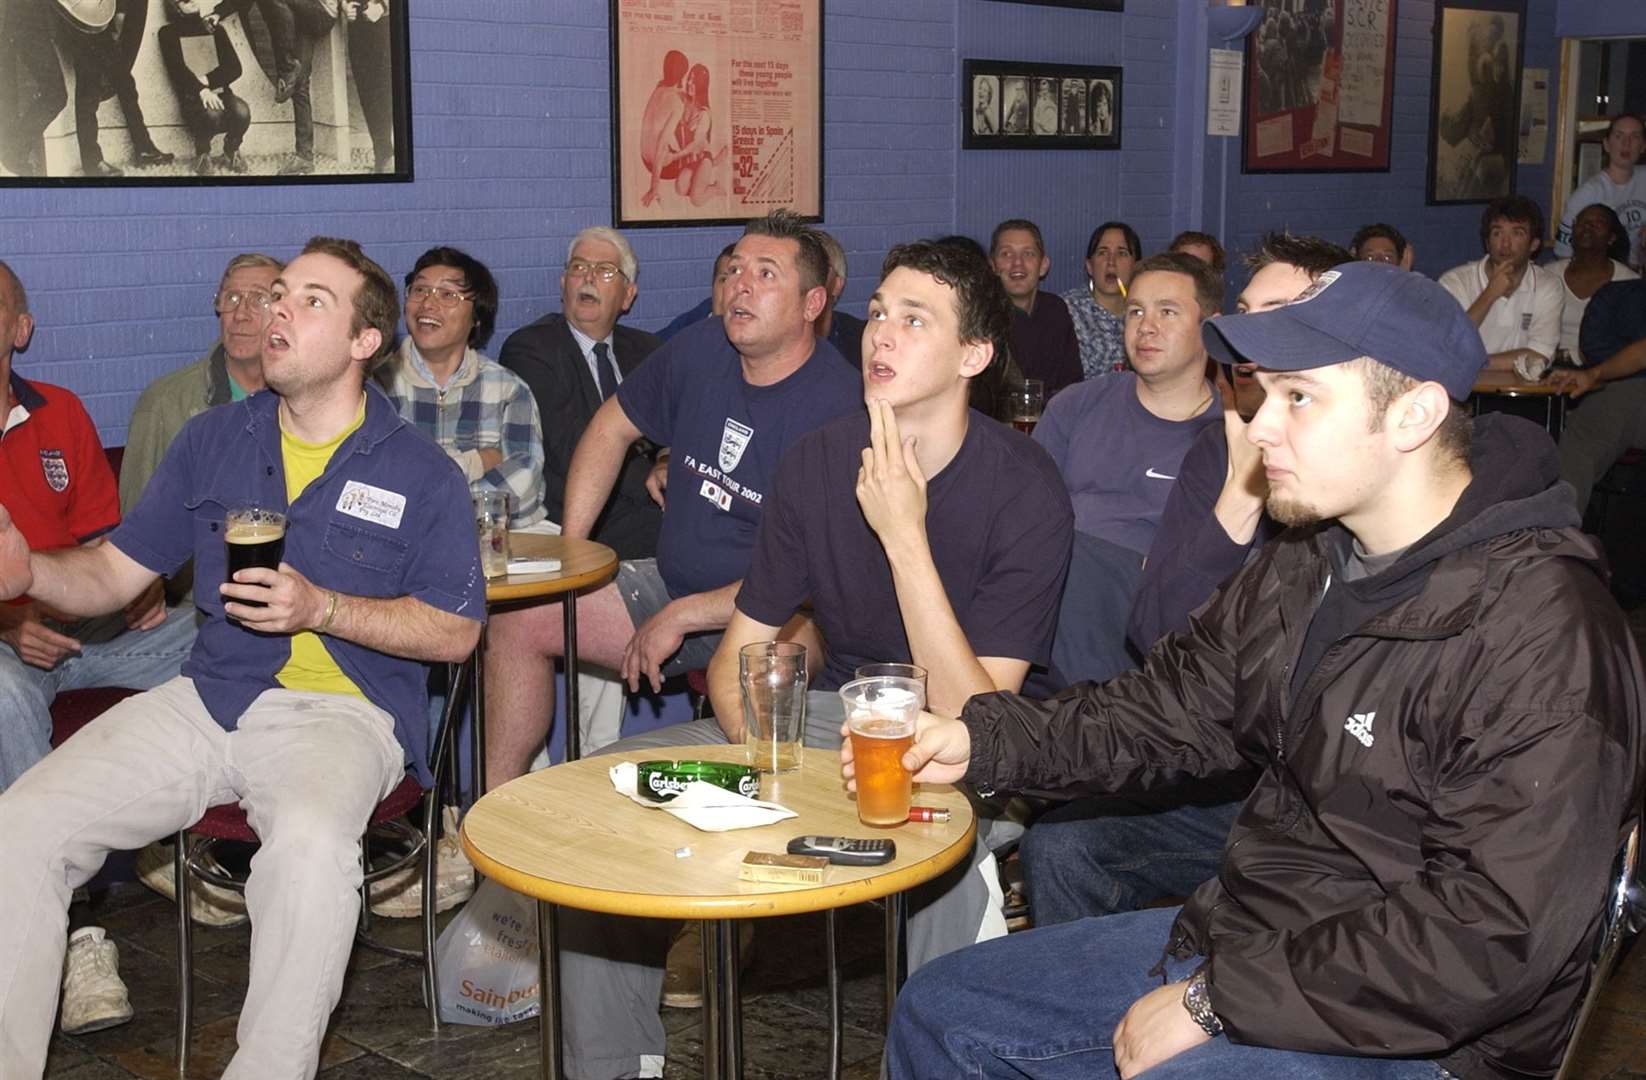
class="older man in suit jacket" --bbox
[500,227,663,559]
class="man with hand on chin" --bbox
[551,239,1072,1080]
[0,238,484,1080]
[865,261,1644,1080]
[1439,195,1561,373]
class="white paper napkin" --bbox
[609,762,797,832]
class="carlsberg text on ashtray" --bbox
[636,760,761,802]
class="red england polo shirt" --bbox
[1,374,119,552]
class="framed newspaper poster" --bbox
[1242,0,1396,173]
[610,0,823,228]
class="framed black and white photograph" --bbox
[963,59,1122,150]
[1427,0,1525,204]
[0,0,412,186]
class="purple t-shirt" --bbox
[1032,371,1222,555]
[737,410,1073,691]
[617,316,862,599]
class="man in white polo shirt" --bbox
[1439,194,1561,373]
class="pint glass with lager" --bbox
[224,507,286,615]
[840,675,924,827]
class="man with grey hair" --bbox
[814,227,866,369]
[485,209,861,789]
[122,253,283,514]
[0,258,198,1035]
[501,226,664,560]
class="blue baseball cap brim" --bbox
[1201,261,1488,401]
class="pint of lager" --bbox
[224,507,286,613]
[840,676,924,827]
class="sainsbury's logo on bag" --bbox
[459,978,540,1010]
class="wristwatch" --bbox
[1181,968,1224,1038]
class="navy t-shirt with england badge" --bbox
[737,410,1074,692]
[616,316,862,599]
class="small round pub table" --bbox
[461,743,977,1080]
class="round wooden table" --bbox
[461,743,978,1080]
[447,533,618,801]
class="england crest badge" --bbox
[39,449,69,493]
[719,418,753,472]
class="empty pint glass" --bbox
[841,676,924,827]
[741,641,806,772]
[473,490,511,579]
[224,507,286,615]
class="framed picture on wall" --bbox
[610,0,823,228]
[1242,0,1397,173]
[0,0,412,186]
[962,59,1122,150]
[989,1,1124,10]
[1427,0,1525,204]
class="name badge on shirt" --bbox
[337,480,406,529]
[1521,312,1533,332]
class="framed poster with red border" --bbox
[1242,0,1396,173]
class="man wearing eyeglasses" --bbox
[500,226,664,559]
[377,246,545,529]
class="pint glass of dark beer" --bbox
[224,507,286,612]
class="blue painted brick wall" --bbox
[0,0,1587,444]
[2,0,955,445]
[956,0,1181,295]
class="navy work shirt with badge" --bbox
[108,384,485,785]
[616,316,862,599]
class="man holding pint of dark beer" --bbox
[0,238,484,1080]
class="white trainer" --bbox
[60,927,134,1035]
[368,806,476,919]
[135,841,249,928]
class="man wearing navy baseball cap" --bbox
[865,260,1646,1079]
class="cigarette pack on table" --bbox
[739,851,828,885]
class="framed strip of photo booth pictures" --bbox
[963,59,1122,151]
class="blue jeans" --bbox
[0,605,197,792]
[889,906,1451,1079]
[1020,793,1245,925]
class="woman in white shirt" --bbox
[1547,203,1638,365]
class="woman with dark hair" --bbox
[1547,203,1639,365]
[1061,221,1140,377]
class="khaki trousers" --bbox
[0,676,404,1080]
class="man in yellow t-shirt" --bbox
[0,237,484,1080]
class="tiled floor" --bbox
[45,884,895,1079]
[40,874,1646,1079]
